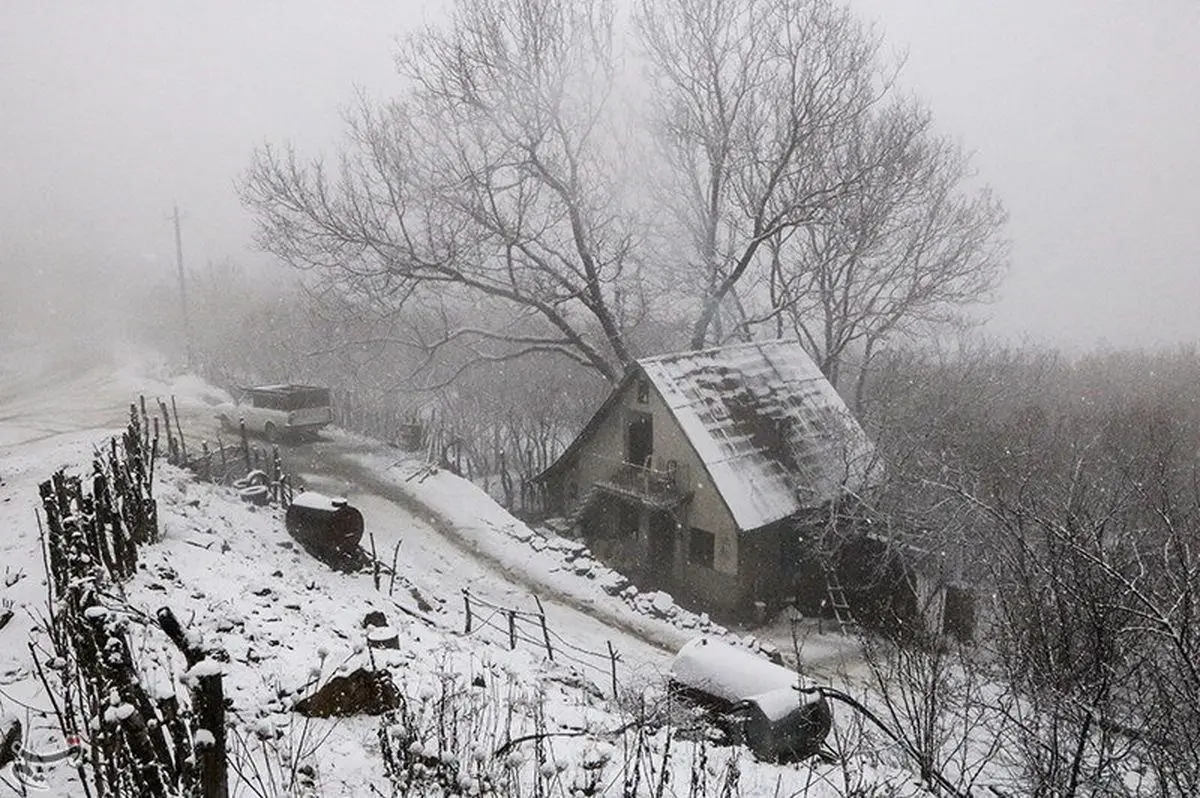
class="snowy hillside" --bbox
[0,347,927,796]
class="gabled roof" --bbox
[537,339,879,532]
[639,339,877,531]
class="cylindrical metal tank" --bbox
[285,491,364,564]
[669,636,831,762]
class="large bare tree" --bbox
[242,0,1006,387]
[766,102,1008,405]
[637,0,904,348]
[243,0,641,383]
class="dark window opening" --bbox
[636,379,650,403]
[247,386,331,411]
[627,412,653,466]
[688,527,715,569]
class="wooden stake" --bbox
[388,540,401,597]
[607,641,619,699]
[369,532,380,592]
[534,595,554,661]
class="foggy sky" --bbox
[2,0,1197,349]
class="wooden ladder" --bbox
[823,566,857,635]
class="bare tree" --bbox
[638,0,902,349]
[243,0,641,383]
[764,104,1008,405]
[242,0,1006,388]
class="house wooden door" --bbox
[627,412,653,467]
[648,510,675,574]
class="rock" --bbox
[530,537,547,552]
[0,718,21,773]
[571,557,596,577]
[649,591,676,618]
[294,668,400,717]
[597,570,629,596]
[558,538,588,555]
[509,525,533,543]
[362,611,389,629]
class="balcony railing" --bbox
[585,454,692,508]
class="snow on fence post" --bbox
[463,589,473,634]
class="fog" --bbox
[1,0,1197,349]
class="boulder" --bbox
[294,668,400,717]
[597,570,630,596]
[649,591,676,618]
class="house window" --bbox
[636,379,650,404]
[688,527,715,569]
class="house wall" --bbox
[551,371,745,611]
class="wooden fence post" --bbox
[388,541,401,597]
[534,595,554,661]
[271,446,282,502]
[507,611,517,650]
[369,532,380,592]
[607,641,619,699]
[463,590,473,634]
[140,395,150,452]
[158,607,227,798]
[171,396,188,466]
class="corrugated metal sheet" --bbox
[639,339,877,531]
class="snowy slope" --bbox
[0,345,929,796]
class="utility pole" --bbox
[172,204,194,370]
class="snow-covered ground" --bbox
[0,343,926,796]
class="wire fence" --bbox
[139,393,295,508]
[461,589,622,698]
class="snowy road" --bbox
[0,345,675,694]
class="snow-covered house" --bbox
[535,339,879,616]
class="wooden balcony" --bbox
[589,455,692,509]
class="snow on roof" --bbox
[639,339,877,531]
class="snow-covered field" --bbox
[0,344,926,796]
